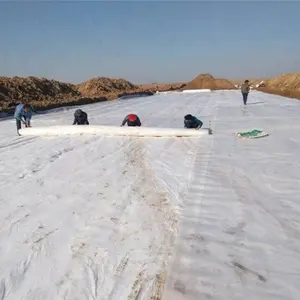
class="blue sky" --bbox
[0,1,300,84]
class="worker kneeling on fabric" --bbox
[121,114,141,127]
[73,109,89,125]
[184,114,203,129]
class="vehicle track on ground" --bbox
[0,137,37,151]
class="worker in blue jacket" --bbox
[14,104,33,132]
[184,114,203,129]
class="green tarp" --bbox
[236,129,269,138]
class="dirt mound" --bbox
[81,77,185,100]
[0,76,139,112]
[264,73,300,91]
[214,78,237,89]
[255,72,300,101]
[77,79,186,100]
[77,77,137,97]
[0,76,80,111]
[184,74,236,90]
[0,74,216,114]
[139,82,187,92]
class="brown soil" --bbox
[106,82,187,100]
[254,72,300,101]
[0,76,186,113]
[77,81,186,101]
[139,82,187,92]
[2,71,299,114]
[263,72,300,91]
[183,74,236,90]
[76,77,137,97]
[0,76,80,112]
[256,87,300,101]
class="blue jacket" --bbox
[184,116,203,129]
[14,104,32,121]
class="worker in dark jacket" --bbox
[121,114,141,127]
[241,80,250,105]
[73,109,89,125]
[184,114,203,129]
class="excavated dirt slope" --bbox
[256,73,300,100]
[0,76,186,113]
[0,76,81,111]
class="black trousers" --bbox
[242,93,248,105]
[128,123,141,127]
[16,119,22,130]
[127,119,141,126]
[16,118,30,130]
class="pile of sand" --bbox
[76,77,137,97]
[183,74,236,90]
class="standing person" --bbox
[14,103,33,133]
[184,114,203,129]
[241,80,250,105]
[73,109,89,125]
[121,114,141,127]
